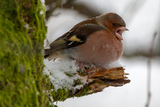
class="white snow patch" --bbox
[43,58,85,91]
[40,0,45,12]
[40,0,45,4]
[103,61,122,69]
[23,24,29,29]
[39,10,44,15]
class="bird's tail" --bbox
[44,49,51,58]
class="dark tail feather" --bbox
[44,49,51,58]
[44,54,49,58]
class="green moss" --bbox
[0,0,52,106]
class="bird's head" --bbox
[96,13,128,40]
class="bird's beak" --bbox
[115,27,128,40]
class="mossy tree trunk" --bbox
[0,0,52,106]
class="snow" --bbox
[43,58,122,91]
[40,0,45,4]
[23,24,29,29]
[40,0,45,17]
[103,61,122,68]
[43,58,82,91]
[39,10,44,15]
[57,57,160,107]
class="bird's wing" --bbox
[44,24,105,57]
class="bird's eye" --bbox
[112,23,116,26]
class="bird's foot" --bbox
[76,61,87,73]
[76,61,96,74]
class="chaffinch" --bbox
[44,13,128,67]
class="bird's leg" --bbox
[76,61,87,72]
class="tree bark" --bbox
[0,0,51,106]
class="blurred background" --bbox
[44,0,160,107]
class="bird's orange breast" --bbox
[70,30,123,66]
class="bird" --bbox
[44,12,128,68]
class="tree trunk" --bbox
[0,0,51,106]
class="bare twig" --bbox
[63,2,101,18]
[145,32,157,107]
[45,0,101,20]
